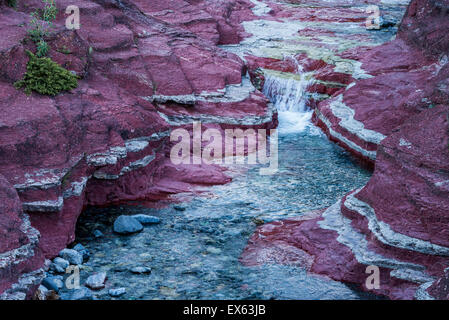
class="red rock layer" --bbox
[314,0,449,163]
[0,0,275,297]
[0,174,45,299]
[242,0,449,300]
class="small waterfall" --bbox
[263,74,310,113]
[262,69,315,134]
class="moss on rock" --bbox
[6,0,17,8]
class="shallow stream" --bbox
[67,76,373,299]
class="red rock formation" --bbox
[243,105,449,299]
[313,0,449,164]
[0,174,45,300]
[0,0,275,298]
[242,0,449,300]
[1,0,447,300]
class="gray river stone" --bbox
[59,248,83,265]
[113,215,143,235]
[50,257,69,273]
[93,229,104,238]
[73,243,90,262]
[67,287,94,300]
[130,266,152,274]
[132,214,161,225]
[85,272,107,290]
[41,277,60,292]
[109,288,126,297]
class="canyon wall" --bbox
[0,0,275,298]
[243,0,449,299]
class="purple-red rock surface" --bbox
[242,0,449,300]
[0,0,275,298]
[1,0,448,300]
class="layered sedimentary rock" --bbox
[243,105,449,299]
[0,174,45,300]
[230,0,411,166]
[0,0,275,298]
[313,0,449,163]
[242,0,449,299]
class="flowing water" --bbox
[263,67,317,134]
[60,70,375,300]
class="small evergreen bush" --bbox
[28,11,48,42]
[6,0,17,8]
[36,39,49,57]
[14,50,78,96]
[27,0,57,56]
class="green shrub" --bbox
[7,0,17,8]
[36,39,49,57]
[27,0,57,57]
[28,12,48,42]
[41,0,57,22]
[14,50,78,96]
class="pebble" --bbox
[131,214,161,225]
[73,243,90,262]
[49,264,65,274]
[52,278,64,290]
[42,277,60,292]
[85,272,107,290]
[93,229,104,238]
[112,266,128,273]
[113,215,143,235]
[50,257,69,273]
[35,285,49,300]
[109,287,126,297]
[130,266,152,274]
[206,247,222,254]
[59,248,83,265]
[69,287,94,300]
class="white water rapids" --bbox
[262,67,318,135]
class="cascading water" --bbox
[262,67,317,135]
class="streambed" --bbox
[63,108,372,300]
